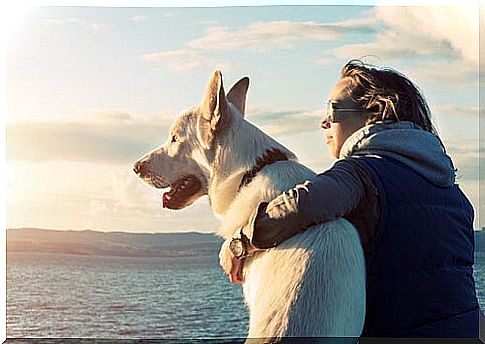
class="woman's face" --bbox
[323,77,367,158]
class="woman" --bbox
[220,60,480,338]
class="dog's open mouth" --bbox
[162,175,202,210]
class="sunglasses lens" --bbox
[322,101,333,126]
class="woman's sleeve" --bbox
[246,158,368,249]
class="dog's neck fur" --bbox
[207,109,297,221]
[239,148,289,191]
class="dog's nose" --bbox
[133,160,149,175]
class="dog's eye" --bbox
[171,135,178,143]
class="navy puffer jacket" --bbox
[247,121,480,337]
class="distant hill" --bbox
[7,228,224,258]
[7,228,485,258]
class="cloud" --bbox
[385,6,478,65]
[41,17,106,31]
[408,60,478,86]
[7,160,218,233]
[197,20,219,26]
[140,15,377,73]
[188,17,378,52]
[88,199,108,217]
[336,31,456,60]
[142,7,477,81]
[333,7,478,85]
[337,7,477,63]
[7,111,172,163]
[90,22,105,31]
[142,49,207,71]
[434,104,480,118]
[130,15,149,22]
[142,49,230,73]
[6,106,324,163]
[445,136,479,181]
[248,108,322,136]
[314,57,334,66]
[336,6,479,67]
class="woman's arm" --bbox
[246,158,372,249]
[219,158,375,282]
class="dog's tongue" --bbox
[162,192,169,208]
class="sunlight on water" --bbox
[7,252,249,338]
[7,252,485,338]
[473,253,485,309]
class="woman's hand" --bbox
[219,207,264,285]
[219,239,244,284]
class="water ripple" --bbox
[7,252,248,338]
[9,251,483,339]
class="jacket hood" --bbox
[340,121,456,187]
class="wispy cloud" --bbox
[444,135,479,181]
[407,60,478,86]
[188,17,379,52]
[142,49,209,72]
[248,108,322,136]
[337,7,477,63]
[7,111,172,163]
[314,57,334,66]
[142,49,230,73]
[41,17,106,31]
[6,106,323,163]
[130,15,149,22]
[90,22,105,31]
[7,160,218,233]
[434,104,480,118]
[334,6,478,85]
[197,20,219,26]
[141,7,475,81]
[335,31,457,60]
[141,15,378,73]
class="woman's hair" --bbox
[340,59,437,135]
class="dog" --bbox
[133,71,366,343]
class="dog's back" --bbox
[224,160,366,341]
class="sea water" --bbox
[7,252,248,339]
[7,251,485,339]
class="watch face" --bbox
[230,238,245,258]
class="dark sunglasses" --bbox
[320,100,365,129]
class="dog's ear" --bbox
[202,70,227,118]
[199,70,228,149]
[227,77,249,117]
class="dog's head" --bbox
[133,70,249,210]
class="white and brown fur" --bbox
[134,71,366,342]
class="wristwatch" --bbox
[229,228,251,259]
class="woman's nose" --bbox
[320,120,331,130]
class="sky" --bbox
[5,4,481,233]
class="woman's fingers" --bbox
[219,239,234,276]
[219,236,245,284]
[229,258,244,284]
